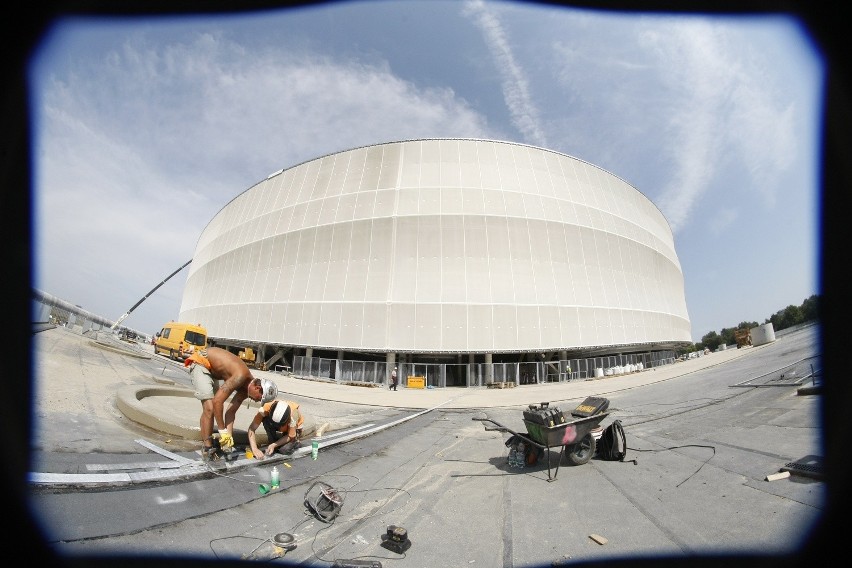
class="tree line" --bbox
[687,294,820,353]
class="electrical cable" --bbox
[623,443,717,487]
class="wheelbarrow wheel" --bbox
[565,433,596,466]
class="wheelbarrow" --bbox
[473,396,610,481]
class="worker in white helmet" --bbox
[246,399,304,460]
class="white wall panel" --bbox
[442,304,467,348]
[515,306,541,350]
[310,156,334,200]
[343,221,370,302]
[392,217,418,303]
[486,218,514,304]
[538,305,562,348]
[415,303,441,349]
[389,303,416,350]
[467,304,494,351]
[377,144,401,190]
[496,144,520,191]
[353,191,376,221]
[268,303,286,340]
[416,215,441,303]
[301,302,321,345]
[305,228,332,302]
[492,304,518,347]
[360,146,382,192]
[317,303,342,347]
[340,150,362,195]
[442,187,464,215]
[482,188,506,216]
[441,216,467,303]
[365,218,393,302]
[341,302,366,348]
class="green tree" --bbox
[701,330,722,351]
[800,294,819,322]
[770,305,804,331]
[720,327,736,347]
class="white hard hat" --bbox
[259,378,278,404]
[272,400,291,423]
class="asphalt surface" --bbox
[24,324,828,568]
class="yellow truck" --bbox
[154,322,207,361]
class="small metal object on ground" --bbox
[589,534,608,545]
[272,532,296,551]
[380,525,411,554]
[304,481,343,522]
[781,454,824,480]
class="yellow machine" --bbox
[734,328,752,348]
[239,347,257,367]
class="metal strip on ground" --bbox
[135,439,198,464]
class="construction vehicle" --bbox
[239,347,257,367]
[734,328,752,348]
[154,322,207,361]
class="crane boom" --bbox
[111,259,192,330]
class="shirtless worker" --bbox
[184,346,278,460]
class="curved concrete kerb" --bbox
[117,385,200,439]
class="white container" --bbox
[751,323,776,346]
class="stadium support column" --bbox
[386,352,396,385]
[485,353,493,384]
[560,350,568,381]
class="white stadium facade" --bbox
[180,138,691,388]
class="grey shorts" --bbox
[189,363,219,401]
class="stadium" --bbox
[180,138,691,388]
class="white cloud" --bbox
[462,0,548,147]
[640,19,798,232]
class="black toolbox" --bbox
[523,402,566,427]
[570,396,610,418]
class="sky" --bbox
[29,0,823,343]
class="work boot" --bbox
[202,446,222,462]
